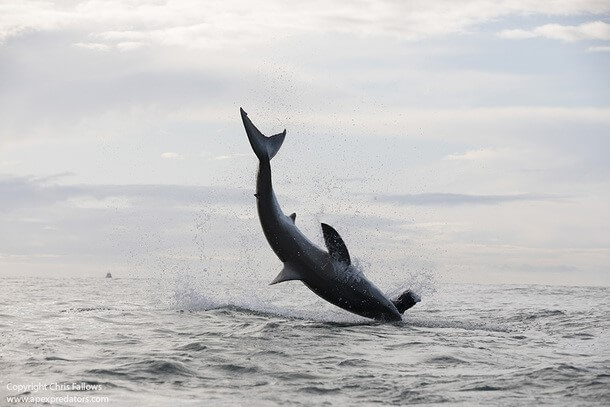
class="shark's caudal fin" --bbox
[392,290,421,314]
[240,108,286,161]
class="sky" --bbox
[0,0,609,287]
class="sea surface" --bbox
[0,277,608,406]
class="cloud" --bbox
[498,21,610,42]
[0,174,250,212]
[372,193,564,206]
[587,45,610,52]
[215,153,250,160]
[444,148,500,161]
[0,173,271,277]
[116,41,146,52]
[2,1,610,48]
[1,160,22,167]
[160,152,184,160]
[74,42,109,51]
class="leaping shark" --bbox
[240,108,420,321]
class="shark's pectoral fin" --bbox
[289,213,296,223]
[321,223,351,264]
[270,262,303,285]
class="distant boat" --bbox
[106,272,112,278]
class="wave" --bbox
[60,306,114,313]
[87,359,197,380]
[168,281,523,333]
[424,355,468,365]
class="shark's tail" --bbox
[240,108,286,161]
[392,290,421,314]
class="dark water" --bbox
[1,277,608,406]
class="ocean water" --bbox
[0,277,608,406]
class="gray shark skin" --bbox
[240,108,420,321]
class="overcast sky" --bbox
[1,0,609,287]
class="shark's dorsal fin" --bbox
[321,223,351,264]
[289,213,296,223]
[270,262,302,285]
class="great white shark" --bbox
[240,108,420,321]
